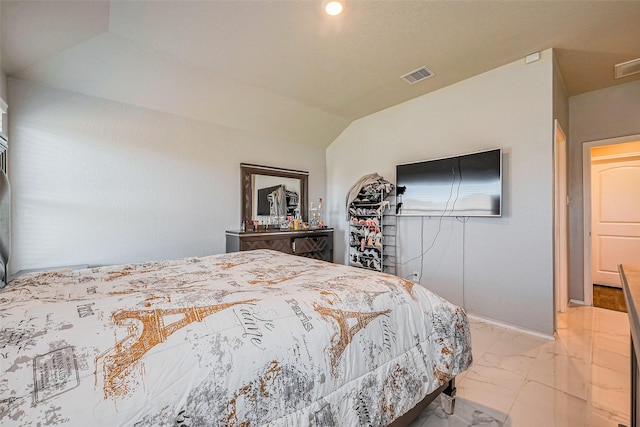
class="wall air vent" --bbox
[615,57,640,79]
[401,66,435,85]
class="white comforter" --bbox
[0,249,471,426]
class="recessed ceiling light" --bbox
[323,0,344,16]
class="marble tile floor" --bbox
[410,306,630,427]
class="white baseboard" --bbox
[569,298,588,306]
[466,313,554,341]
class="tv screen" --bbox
[396,148,502,217]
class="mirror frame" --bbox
[240,163,309,225]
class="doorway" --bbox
[583,135,640,306]
[555,120,568,314]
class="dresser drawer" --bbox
[292,235,332,255]
[239,237,293,253]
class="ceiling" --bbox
[2,1,640,148]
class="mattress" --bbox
[0,249,472,426]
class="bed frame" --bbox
[389,378,456,426]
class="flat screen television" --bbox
[396,148,502,217]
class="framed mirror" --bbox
[241,163,309,226]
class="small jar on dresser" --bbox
[225,228,334,262]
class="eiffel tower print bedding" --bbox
[0,249,472,426]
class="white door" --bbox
[591,156,640,287]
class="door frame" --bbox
[554,120,568,313]
[583,133,640,306]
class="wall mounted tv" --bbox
[396,148,502,217]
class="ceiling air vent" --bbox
[401,66,435,85]
[615,57,640,79]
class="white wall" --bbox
[8,79,326,274]
[553,56,569,138]
[327,51,555,335]
[568,79,640,301]
[0,0,7,102]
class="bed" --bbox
[0,249,472,426]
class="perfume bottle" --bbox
[317,198,324,228]
[309,201,318,228]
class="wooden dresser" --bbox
[226,228,333,262]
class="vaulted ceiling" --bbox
[2,1,640,147]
